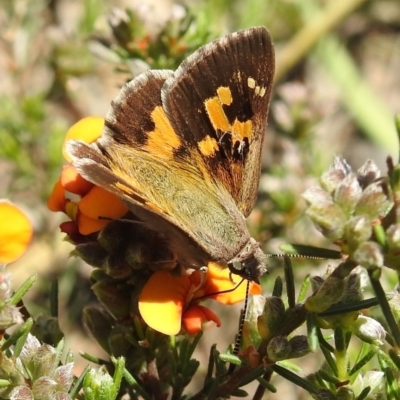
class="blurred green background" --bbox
[0,0,399,397]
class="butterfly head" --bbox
[228,237,267,282]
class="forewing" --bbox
[68,69,249,265]
[163,26,275,217]
[69,69,175,208]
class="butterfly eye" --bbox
[230,261,242,271]
[228,261,250,281]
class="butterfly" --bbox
[67,26,275,281]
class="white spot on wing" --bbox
[247,77,255,89]
[248,77,266,98]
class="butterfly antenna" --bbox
[226,277,250,375]
[266,253,330,260]
[267,244,341,260]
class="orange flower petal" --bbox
[47,178,67,212]
[60,165,93,196]
[249,281,262,295]
[202,263,261,305]
[139,271,192,335]
[76,212,110,235]
[182,304,221,335]
[79,186,128,220]
[0,201,33,264]
[62,116,104,162]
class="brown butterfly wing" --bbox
[163,26,275,217]
[69,28,275,268]
[68,71,248,267]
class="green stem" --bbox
[334,327,349,381]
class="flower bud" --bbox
[365,370,385,390]
[267,336,291,361]
[344,216,372,251]
[258,296,285,340]
[52,363,74,393]
[83,368,116,400]
[97,221,131,252]
[336,387,355,400]
[241,295,265,349]
[8,334,74,399]
[341,273,363,303]
[0,305,23,330]
[310,276,324,294]
[91,280,132,319]
[334,174,362,217]
[9,386,34,400]
[73,243,109,269]
[0,274,12,301]
[306,203,346,241]
[312,388,337,400]
[388,291,400,325]
[320,157,352,194]
[108,324,138,359]
[303,187,332,206]
[103,255,135,279]
[353,241,384,269]
[32,363,74,399]
[32,377,59,399]
[357,160,381,189]
[386,224,400,250]
[288,335,310,359]
[31,315,63,345]
[354,182,391,220]
[351,316,386,345]
[306,275,345,313]
[353,370,384,395]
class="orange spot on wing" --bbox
[147,106,182,159]
[217,86,232,105]
[205,97,230,132]
[198,135,219,157]
[232,119,252,141]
